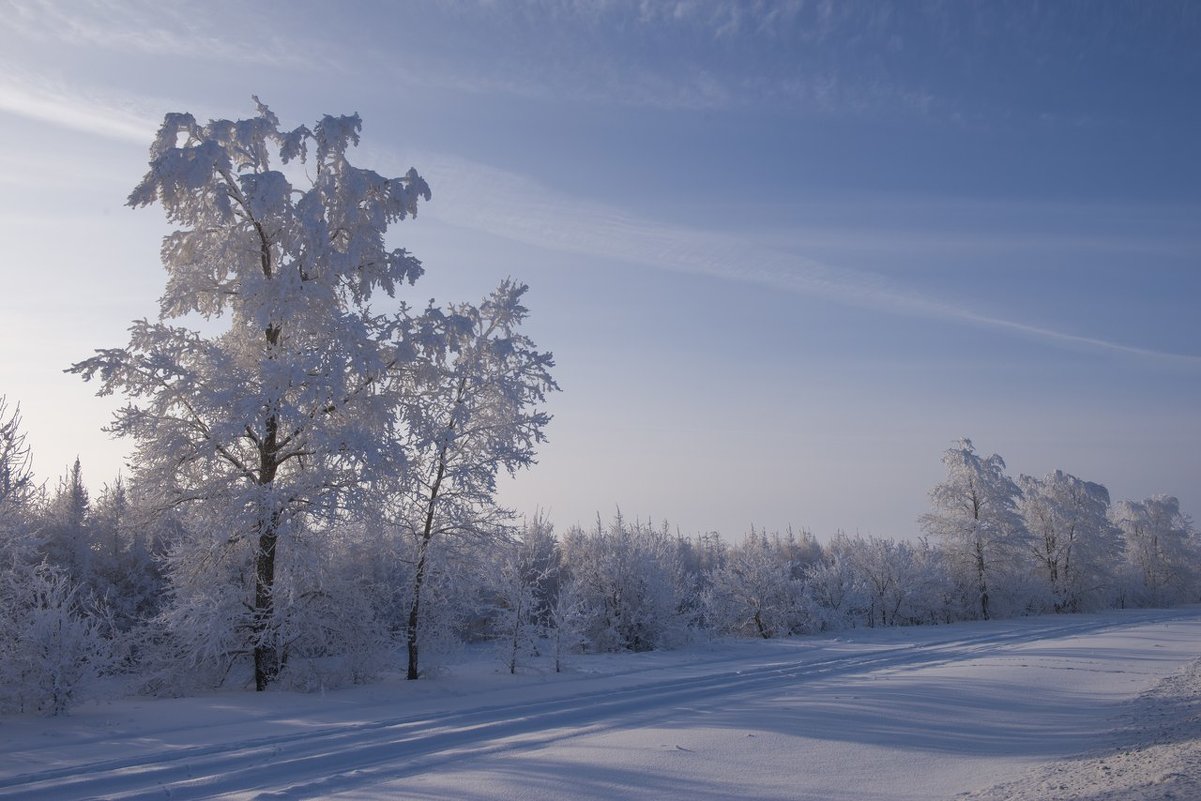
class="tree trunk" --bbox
[508,591,523,674]
[406,531,431,680]
[975,539,990,620]
[253,364,281,691]
[253,517,280,691]
[253,429,282,690]
[252,212,283,688]
[753,609,770,639]
[404,379,463,681]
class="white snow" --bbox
[2,607,1199,801]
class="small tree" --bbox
[1,564,115,716]
[71,100,436,691]
[0,396,43,707]
[548,570,588,672]
[394,281,557,680]
[489,537,550,675]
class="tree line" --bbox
[1,414,1194,715]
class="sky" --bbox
[0,0,1198,541]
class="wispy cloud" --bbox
[0,0,925,117]
[2,0,332,71]
[317,0,931,115]
[409,153,1201,368]
[0,72,156,142]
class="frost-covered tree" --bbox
[0,396,38,585]
[921,439,1029,620]
[71,100,436,691]
[704,529,803,638]
[559,514,696,652]
[1018,471,1122,612]
[87,476,166,631]
[488,534,552,675]
[392,281,556,680]
[800,540,867,632]
[40,458,92,587]
[265,522,396,690]
[0,438,118,715]
[547,570,588,672]
[0,564,116,716]
[1111,496,1197,606]
[0,397,41,704]
[0,396,35,515]
[837,534,947,628]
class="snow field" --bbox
[1,608,1199,800]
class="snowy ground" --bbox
[959,643,1201,801]
[1,608,1199,801]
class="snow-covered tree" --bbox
[800,540,867,632]
[0,396,35,515]
[1018,471,1122,612]
[88,476,166,632]
[40,458,92,587]
[704,529,803,638]
[908,539,963,624]
[267,522,396,690]
[1111,496,1197,606]
[488,534,552,675]
[559,514,696,652]
[71,100,436,691]
[838,534,945,628]
[0,396,37,582]
[547,570,588,672]
[0,396,42,707]
[0,452,119,715]
[392,280,556,680]
[921,439,1029,620]
[0,564,115,716]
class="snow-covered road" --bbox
[2,608,1199,800]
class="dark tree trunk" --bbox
[253,232,283,692]
[976,540,990,621]
[753,609,770,639]
[253,405,282,691]
[254,519,280,691]
[406,531,431,680]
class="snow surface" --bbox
[2,608,1199,800]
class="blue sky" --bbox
[0,0,1198,539]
